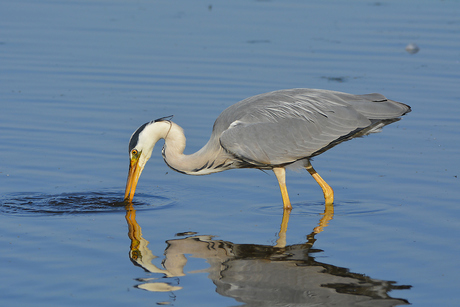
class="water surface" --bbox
[1,0,459,306]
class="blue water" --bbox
[1,0,459,306]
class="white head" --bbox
[124,116,173,202]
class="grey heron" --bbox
[124,88,410,209]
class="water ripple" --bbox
[0,191,171,216]
[256,200,387,216]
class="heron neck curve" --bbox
[161,122,232,175]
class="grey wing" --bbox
[218,89,409,166]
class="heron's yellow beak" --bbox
[124,154,144,202]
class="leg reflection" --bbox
[313,202,334,234]
[275,208,291,248]
[275,200,334,248]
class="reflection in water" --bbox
[125,203,411,306]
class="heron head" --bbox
[124,116,173,202]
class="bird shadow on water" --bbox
[125,201,412,306]
[0,191,172,216]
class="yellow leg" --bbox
[305,161,334,205]
[273,167,292,210]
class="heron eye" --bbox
[131,149,138,156]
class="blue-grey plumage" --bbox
[218,89,409,165]
[124,88,410,208]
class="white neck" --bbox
[149,121,233,175]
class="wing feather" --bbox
[217,89,409,166]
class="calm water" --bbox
[1,0,459,306]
